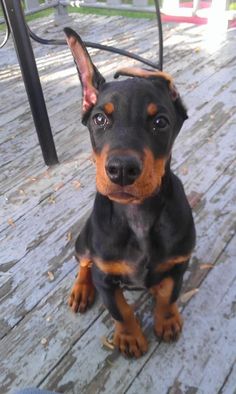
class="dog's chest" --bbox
[117,207,156,288]
[125,205,154,241]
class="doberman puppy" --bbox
[64,28,196,358]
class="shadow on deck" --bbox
[0,12,235,394]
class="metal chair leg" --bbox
[1,0,59,166]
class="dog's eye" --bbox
[93,113,109,128]
[152,116,169,132]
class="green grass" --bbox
[67,5,156,19]
[0,7,53,30]
[23,4,157,20]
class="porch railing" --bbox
[1,1,234,23]
[0,0,68,23]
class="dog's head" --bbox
[65,28,188,204]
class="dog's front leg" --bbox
[151,277,183,342]
[69,256,96,313]
[91,263,148,357]
[113,288,148,358]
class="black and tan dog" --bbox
[64,28,196,358]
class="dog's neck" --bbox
[112,168,171,239]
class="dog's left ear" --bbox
[64,27,105,123]
[114,67,188,121]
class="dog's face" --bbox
[65,28,188,204]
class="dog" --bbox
[64,27,196,358]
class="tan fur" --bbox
[155,255,191,273]
[94,258,135,276]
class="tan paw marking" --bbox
[68,282,95,313]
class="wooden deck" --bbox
[0,12,236,394]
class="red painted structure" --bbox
[161,1,236,28]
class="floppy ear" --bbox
[64,27,105,122]
[114,67,188,120]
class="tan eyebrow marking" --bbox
[104,102,115,115]
[147,103,158,116]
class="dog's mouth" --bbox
[107,191,140,204]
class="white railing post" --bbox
[83,0,96,4]
[107,0,122,6]
[25,0,40,11]
[162,0,179,11]
[55,3,68,16]
[193,0,201,15]
[133,0,148,8]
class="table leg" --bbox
[1,0,59,166]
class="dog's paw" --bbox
[68,282,95,313]
[154,311,183,342]
[113,324,148,358]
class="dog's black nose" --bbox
[106,155,142,186]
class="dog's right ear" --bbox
[64,27,105,123]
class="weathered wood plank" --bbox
[0,158,94,265]
[177,117,236,193]
[0,138,92,233]
[220,362,236,394]
[0,167,95,337]
[173,63,236,168]
[0,272,105,394]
